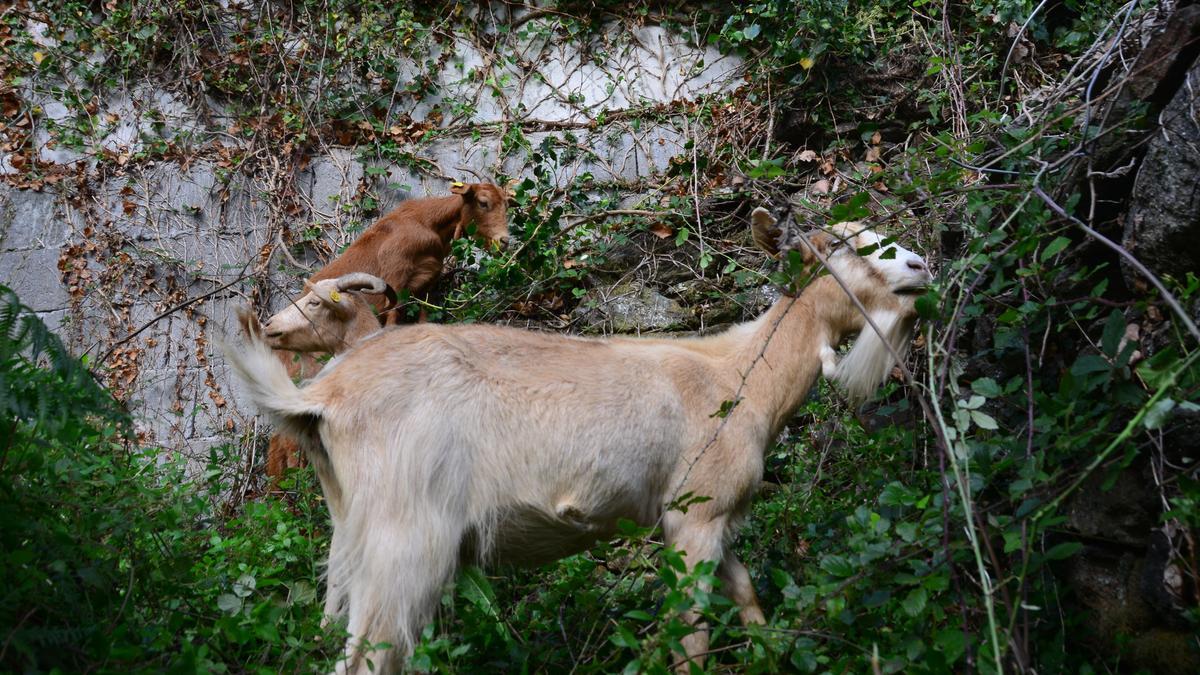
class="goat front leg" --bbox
[820,344,839,379]
[664,514,729,673]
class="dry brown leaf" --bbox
[798,149,818,162]
[649,222,674,239]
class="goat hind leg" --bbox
[321,525,348,627]
[718,550,765,625]
[334,516,463,674]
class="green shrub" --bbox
[0,284,335,672]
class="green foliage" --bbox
[0,284,336,672]
[4,0,1198,672]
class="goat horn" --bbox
[454,164,488,182]
[336,272,388,294]
[335,273,398,308]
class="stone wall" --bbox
[0,7,742,454]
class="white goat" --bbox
[225,208,932,673]
[261,273,396,354]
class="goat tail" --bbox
[221,307,325,431]
[833,310,917,404]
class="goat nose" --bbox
[907,259,928,273]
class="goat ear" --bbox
[306,280,354,317]
[751,207,783,257]
[795,230,837,265]
[236,306,263,341]
[449,181,471,197]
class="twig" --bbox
[997,0,1052,106]
[1032,186,1200,345]
[276,229,312,272]
[99,266,254,365]
[548,209,665,245]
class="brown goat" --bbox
[307,181,510,321]
[266,182,511,479]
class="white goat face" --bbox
[751,207,932,296]
[262,279,355,352]
[825,223,932,294]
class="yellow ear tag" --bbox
[329,290,342,303]
[451,180,465,187]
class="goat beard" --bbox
[832,309,918,404]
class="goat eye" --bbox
[307,299,320,307]
[478,200,490,209]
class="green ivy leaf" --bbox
[287,580,315,606]
[610,625,639,649]
[901,587,927,617]
[1070,354,1111,376]
[1101,310,1125,357]
[819,554,855,577]
[217,593,243,615]
[829,192,872,222]
[935,628,966,664]
[1040,236,1071,262]
[970,410,998,430]
[743,23,761,40]
[1143,398,1176,430]
[710,398,740,418]
[915,289,939,320]
[233,573,256,598]
[971,377,1001,398]
[1044,541,1083,560]
[879,481,914,506]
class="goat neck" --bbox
[415,195,471,248]
[734,276,877,435]
[339,304,385,351]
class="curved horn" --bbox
[335,273,398,308]
[454,164,488,182]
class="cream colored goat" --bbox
[260,273,396,355]
[225,207,932,673]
